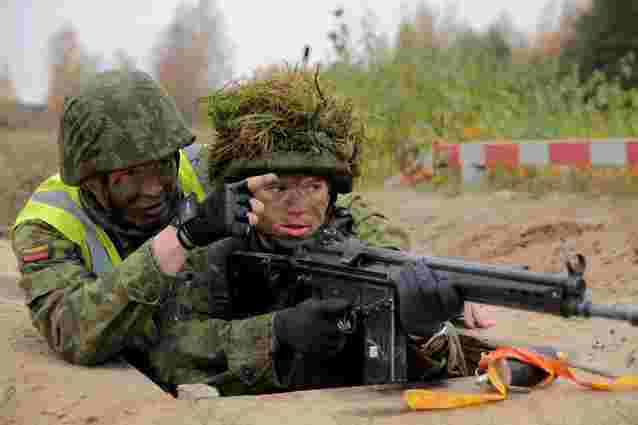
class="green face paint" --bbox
[108,156,177,203]
[254,175,330,239]
[107,156,178,227]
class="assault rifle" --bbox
[226,235,638,385]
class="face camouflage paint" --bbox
[254,175,330,239]
[106,156,178,227]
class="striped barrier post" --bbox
[403,139,638,191]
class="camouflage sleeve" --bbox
[336,193,412,250]
[148,313,280,395]
[146,245,282,395]
[11,220,178,366]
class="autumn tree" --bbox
[47,24,83,114]
[46,23,103,116]
[0,61,17,102]
[154,0,233,125]
[0,61,17,127]
[412,1,438,49]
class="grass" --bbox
[6,44,638,222]
[320,49,638,185]
[0,128,59,225]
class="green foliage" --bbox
[562,0,638,90]
[320,18,638,182]
[206,69,365,181]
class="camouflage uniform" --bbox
[12,187,408,392]
[11,70,409,394]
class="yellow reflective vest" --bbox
[13,144,206,276]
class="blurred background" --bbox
[3,0,638,220]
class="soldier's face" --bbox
[253,175,330,239]
[106,156,178,227]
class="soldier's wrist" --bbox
[150,227,187,275]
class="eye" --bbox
[304,182,324,192]
[110,169,133,185]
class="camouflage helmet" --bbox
[59,69,195,186]
[207,69,364,193]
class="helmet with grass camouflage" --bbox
[207,69,364,193]
[59,69,195,186]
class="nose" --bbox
[280,187,305,205]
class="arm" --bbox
[144,237,283,395]
[11,220,178,365]
[337,193,493,329]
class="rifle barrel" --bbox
[575,302,638,326]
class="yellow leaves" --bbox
[462,126,483,140]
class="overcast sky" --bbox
[2,0,562,103]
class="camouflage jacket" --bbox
[11,145,410,394]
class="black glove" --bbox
[273,298,352,358]
[176,179,254,249]
[395,258,463,336]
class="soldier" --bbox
[10,69,431,392]
[138,69,494,395]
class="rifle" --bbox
[226,235,638,385]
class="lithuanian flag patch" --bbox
[21,244,50,263]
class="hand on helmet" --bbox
[176,174,278,249]
[395,258,463,336]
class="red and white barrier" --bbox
[412,139,638,184]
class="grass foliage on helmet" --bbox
[206,67,365,193]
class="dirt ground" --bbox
[2,188,638,424]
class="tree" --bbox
[153,0,233,125]
[327,6,354,64]
[0,61,16,102]
[484,12,517,62]
[562,0,638,88]
[46,24,101,115]
[358,6,390,66]
[47,24,83,114]
[437,1,467,48]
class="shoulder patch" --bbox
[21,244,50,263]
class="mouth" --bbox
[274,224,313,237]
[142,202,168,220]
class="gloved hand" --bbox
[395,258,463,336]
[273,298,352,358]
[175,174,276,249]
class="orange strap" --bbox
[405,346,638,410]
